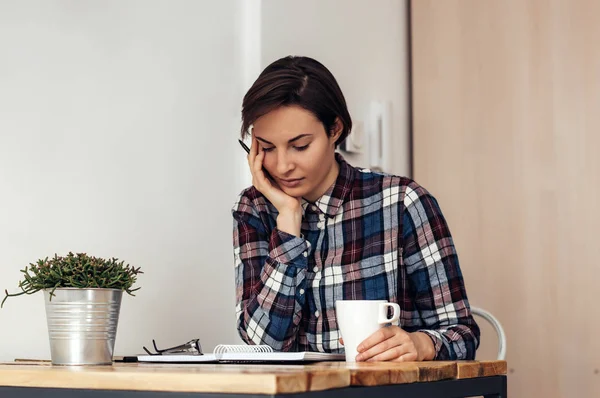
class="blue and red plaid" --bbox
[232,153,480,360]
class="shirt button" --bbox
[312,205,318,212]
[315,311,320,318]
[313,266,318,273]
[303,251,308,257]
[299,289,305,295]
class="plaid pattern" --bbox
[232,153,480,360]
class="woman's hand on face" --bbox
[353,327,435,362]
[247,136,302,220]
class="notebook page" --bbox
[136,345,345,363]
[136,353,218,363]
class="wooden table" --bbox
[0,360,507,398]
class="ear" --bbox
[329,118,344,145]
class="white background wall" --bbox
[0,0,409,361]
[0,0,244,361]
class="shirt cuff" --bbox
[268,228,309,267]
[417,329,444,360]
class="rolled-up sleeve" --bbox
[232,193,308,351]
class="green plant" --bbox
[2,252,143,308]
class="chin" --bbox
[281,185,308,197]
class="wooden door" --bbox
[411,1,600,397]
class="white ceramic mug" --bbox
[335,299,401,362]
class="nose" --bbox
[276,150,295,176]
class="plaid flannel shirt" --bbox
[232,153,480,360]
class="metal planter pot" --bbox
[43,288,122,365]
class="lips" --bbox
[278,178,304,188]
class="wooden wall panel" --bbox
[411,1,600,397]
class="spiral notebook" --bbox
[136,344,345,363]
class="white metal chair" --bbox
[471,306,506,360]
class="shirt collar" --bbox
[301,152,356,218]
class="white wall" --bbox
[261,0,410,176]
[0,0,245,361]
[0,0,409,361]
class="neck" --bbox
[305,156,340,202]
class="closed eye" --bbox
[262,145,309,152]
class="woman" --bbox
[232,56,480,361]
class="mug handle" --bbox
[378,302,401,325]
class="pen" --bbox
[238,139,251,154]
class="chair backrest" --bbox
[470,306,506,360]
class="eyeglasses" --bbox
[142,338,203,356]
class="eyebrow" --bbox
[255,134,312,145]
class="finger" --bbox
[250,134,256,152]
[396,352,419,362]
[247,138,256,171]
[357,327,398,353]
[253,150,273,192]
[253,149,267,179]
[339,337,344,345]
[366,344,417,362]
[356,333,403,362]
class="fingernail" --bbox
[357,345,363,352]
[355,355,362,361]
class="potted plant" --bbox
[2,252,142,366]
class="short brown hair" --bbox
[241,56,352,147]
